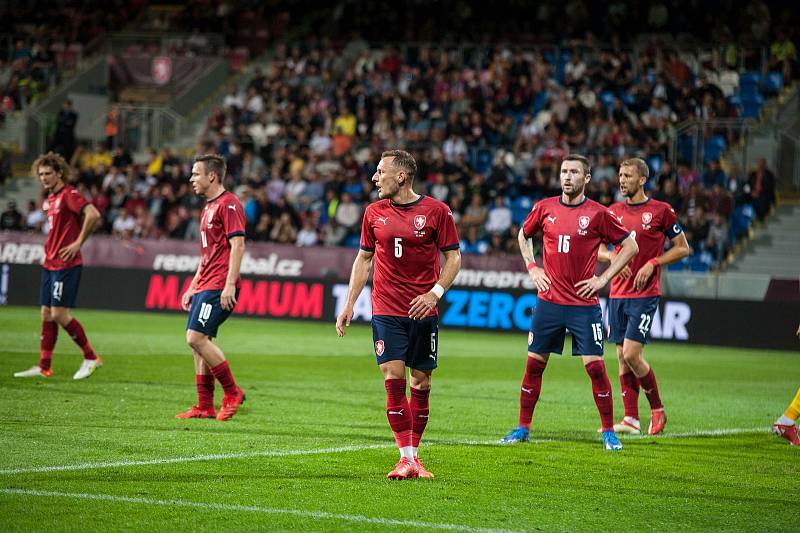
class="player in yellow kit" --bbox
[771,323,800,446]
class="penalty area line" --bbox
[0,427,769,476]
[0,488,522,533]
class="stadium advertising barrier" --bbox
[4,262,799,351]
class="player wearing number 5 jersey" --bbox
[336,150,461,480]
[177,154,246,422]
[15,152,103,380]
[598,158,690,436]
[500,154,638,451]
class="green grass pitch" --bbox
[1,306,798,531]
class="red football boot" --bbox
[772,422,800,446]
[175,405,216,419]
[216,387,246,421]
[648,409,667,435]
[386,458,419,480]
[414,457,434,479]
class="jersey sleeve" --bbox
[64,188,89,214]
[359,205,375,251]
[521,202,542,238]
[599,208,630,244]
[662,206,683,239]
[436,206,460,251]
[222,198,246,239]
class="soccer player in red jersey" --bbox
[14,152,102,380]
[500,154,638,451]
[336,150,461,479]
[176,154,246,422]
[598,158,689,435]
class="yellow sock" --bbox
[784,387,800,421]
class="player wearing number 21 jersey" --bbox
[500,154,638,451]
[177,154,246,422]
[337,150,461,480]
[598,158,689,436]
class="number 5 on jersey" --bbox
[394,237,402,258]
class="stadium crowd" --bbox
[7,0,798,272]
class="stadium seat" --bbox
[532,90,549,114]
[599,91,616,111]
[646,154,663,175]
[761,71,783,95]
[474,148,494,174]
[741,94,764,118]
[703,135,727,162]
[667,256,690,271]
[343,234,361,248]
[739,72,761,97]
[511,196,533,224]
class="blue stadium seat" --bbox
[741,94,764,118]
[667,256,689,272]
[690,251,713,272]
[511,196,533,225]
[474,148,494,174]
[761,71,783,95]
[739,71,760,94]
[599,91,616,111]
[677,134,694,164]
[619,91,635,106]
[704,135,727,162]
[646,154,663,175]
[343,234,361,248]
[532,90,549,113]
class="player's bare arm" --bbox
[59,204,100,262]
[596,245,632,279]
[518,227,551,293]
[408,249,461,320]
[336,249,374,336]
[182,262,204,311]
[221,235,245,310]
[576,234,638,298]
[633,232,690,291]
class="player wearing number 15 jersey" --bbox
[500,155,638,451]
[177,154,246,422]
[598,158,689,436]
[336,150,461,480]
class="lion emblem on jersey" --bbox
[413,214,427,230]
[375,340,385,356]
[642,212,653,230]
[578,215,590,229]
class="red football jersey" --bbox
[43,185,89,270]
[608,198,682,298]
[522,196,629,306]
[360,195,460,317]
[196,191,246,292]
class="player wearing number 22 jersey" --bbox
[337,150,461,480]
[599,158,689,436]
[500,155,638,451]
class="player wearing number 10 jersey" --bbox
[336,150,461,480]
[177,154,246,422]
[598,158,689,436]
[500,154,639,451]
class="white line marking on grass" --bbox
[0,427,769,476]
[0,488,522,533]
[0,444,392,476]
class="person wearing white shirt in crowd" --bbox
[485,196,512,234]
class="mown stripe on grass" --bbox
[0,488,523,533]
[0,427,769,476]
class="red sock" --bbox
[384,378,412,449]
[585,360,614,432]
[409,387,430,448]
[620,371,640,420]
[196,374,215,410]
[519,357,547,430]
[64,319,96,360]
[210,361,238,396]
[39,321,58,370]
[638,367,663,410]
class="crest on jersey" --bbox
[206,206,217,228]
[642,212,653,230]
[413,214,427,230]
[578,215,590,229]
[375,340,385,356]
[528,332,534,345]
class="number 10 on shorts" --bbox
[197,302,213,326]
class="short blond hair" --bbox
[621,158,650,178]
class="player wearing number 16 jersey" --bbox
[500,154,638,451]
[598,158,690,436]
[177,154,246,422]
[336,150,461,480]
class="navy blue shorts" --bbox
[186,289,239,338]
[39,266,82,308]
[371,315,439,371]
[528,299,605,356]
[608,296,660,345]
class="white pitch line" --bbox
[0,488,522,533]
[0,427,770,476]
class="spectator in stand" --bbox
[1,201,23,230]
[270,212,297,243]
[24,200,46,232]
[49,99,78,160]
[296,219,319,246]
[706,212,729,265]
[485,196,512,235]
[702,159,728,189]
[746,158,777,221]
[684,206,710,252]
[334,192,361,235]
[111,207,136,239]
